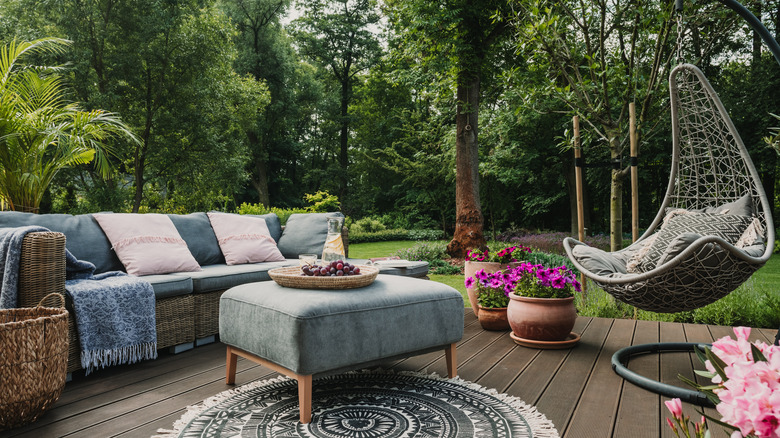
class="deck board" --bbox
[613,319,660,438]
[3,312,774,438]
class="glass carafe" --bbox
[321,217,345,264]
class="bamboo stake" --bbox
[573,116,586,293]
[630,103,639,243]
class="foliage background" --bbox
[1,0,778,237]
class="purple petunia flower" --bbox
[464,277,475,289]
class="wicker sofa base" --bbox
[194,290,226,339]
[65,294,195,373]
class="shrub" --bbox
[351,217,387,234]
[348,228,409,243]
[497,228,611,255]
[303,191,340,212]
[393,241,448,263]
[526,251,579,275]
[235,202,307,225]
[407,229,445,241]
[428,259,462,275]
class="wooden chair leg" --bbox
[298,374,313,423]
[445,343,457,378]
[226,346,238,385]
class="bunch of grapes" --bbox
[301,260,361,277]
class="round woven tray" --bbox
[268,265,379,289]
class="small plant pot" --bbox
[507,295,576,342]
[464,261,519,317]
[476,306,510,331]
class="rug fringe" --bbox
[155,369,560,438]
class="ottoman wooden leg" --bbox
[445,343,457,378]
[297,374,313,423]
[224,345,314,423]
[226,346,238,385]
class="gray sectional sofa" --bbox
[1,210,348,374]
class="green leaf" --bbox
[751,344,768,362]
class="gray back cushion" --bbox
[0,211,122,273]
[248,213,282,242]
[277,212,344,258]
[168,212,224,265]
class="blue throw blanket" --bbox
[65,251,157,374]
[0,225,49,309]
[0,225,157,374]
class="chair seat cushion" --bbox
[571,245,627,276]
[219,275,464,375]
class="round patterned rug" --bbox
[156,371,559,438]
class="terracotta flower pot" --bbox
[476,306,510,331]
[507,295,576,342]
[464,261,519,317]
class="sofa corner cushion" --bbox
[277,212,344,259]
[168,212,224,265]
[93,213,202,276]
[248,213,282,243]
[138,274,193,299]
[571,244,627,276]
[0,211,122,273]
[207,212,285,265]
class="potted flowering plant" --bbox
[463,245,530,317]
[464,269,514,331]
[665,326,780,438]
[506,262,581,343]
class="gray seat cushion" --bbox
[0,211,122,273]
[168,212,224,265]
[277,212,344,258]
[219,275,464,375]
[175,261,296,293]
[139,274,193,299]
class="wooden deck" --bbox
[5,311,777,438]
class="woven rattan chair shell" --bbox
[564,64,775,313]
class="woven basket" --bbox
[0,293,69,431]
[268,265,379,289]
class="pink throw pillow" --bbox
[93,213,201,276]
[207,212,286,265]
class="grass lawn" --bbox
[350,240,780,316]
[347,240,424,259]
[753,252,780,286]
[349,240,469,306]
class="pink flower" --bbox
[464,277,475,289]
[666,417,677,434]
[665,398,683,420]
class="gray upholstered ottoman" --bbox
[219,274,464,423]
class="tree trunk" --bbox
[447,72,486,258]
[752,0,762,66]
[133,71,154,213]
[248,131,270,206]
[608,132,623,251]
[339,79,350,202]
[132,139,147,213]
